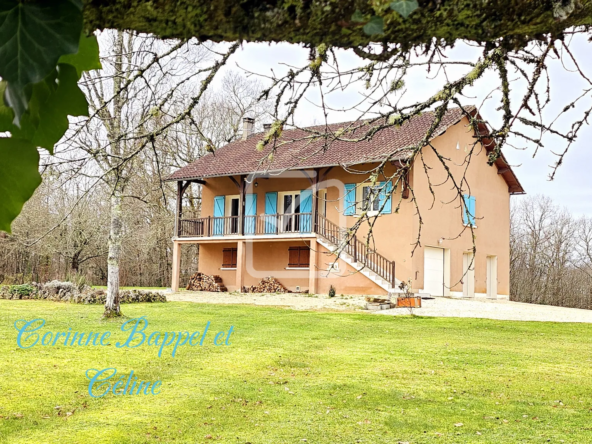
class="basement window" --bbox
[222,248,237,268]
[288,246,310,268]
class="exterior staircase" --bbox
[315,214,403,294]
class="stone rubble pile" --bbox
[0,280,166,304]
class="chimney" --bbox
[242,117,255,140]
[263,123,272,132]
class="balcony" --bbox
[178,212,314,238]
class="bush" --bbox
[328,285,336,298]
[8,284,37,297]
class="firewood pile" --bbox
[365,296,391,304]
[245,276,288,293]
[186,272,227,292]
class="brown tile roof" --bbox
[168,106,524,194]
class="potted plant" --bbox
[396,279,422,309]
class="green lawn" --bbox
[1,301,592,443]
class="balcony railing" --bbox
[178,213,313,237]
[316,213,396,289]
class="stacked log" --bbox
[245,276,288,293]
[365,296,391,304]
[186,272,227,292]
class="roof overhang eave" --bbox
[162,154,414,182]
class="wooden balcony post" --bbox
[176,181,193,237]
[312,168,319,233]
[352,236,357,263]
[176,181,183,237]
[239,175,246,235]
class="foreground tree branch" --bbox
[84,0,592,48]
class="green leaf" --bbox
[59,33,102,79]
[390,0,419,18]
[34,64,89,149]
[0,138,41,233]
[0,81,17,133]
[12,64,89,153]
[363,16,384,36]
[351,9,366,23]
[0,0,82,123]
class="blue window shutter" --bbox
[265,192,277,234]
[300,189,312,232]
[462,194,469,225]
[213,196,225,236]
[245,193,257,234]
[463,194,476,226]
[344,184,356,216]
[379,181,392,214]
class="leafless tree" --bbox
[511,195,592,309]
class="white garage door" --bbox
[424,247,445,296]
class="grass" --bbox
[1,301,592,443]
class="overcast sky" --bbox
[214,36,592,217]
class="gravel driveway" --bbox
[167,291,592,323]
[380,297,592,323]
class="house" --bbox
[167,107,524,298]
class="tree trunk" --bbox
[103,30,126,318]
[71,251,81,274]
[104,187,123,317]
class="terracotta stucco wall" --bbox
[410,117,511,296]
[314,242,387,295]
[198,242,238,289]
[321,162,415,285]
[244,240,310,291]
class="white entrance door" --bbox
[487,256,498,299]
[462,252,475,298]
[424,247,445,296]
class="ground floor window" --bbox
[288,246,310,268]
[222,248,238,268]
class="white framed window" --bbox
[344,181,392,217]
[225,194,240,234]
[278,191,301,215]
[278,191,301,233]
[224,194,240,217]
[360,185,381,214]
